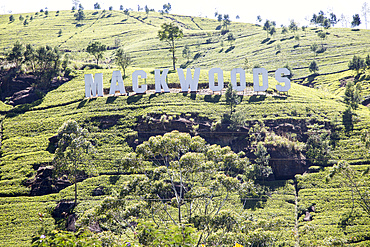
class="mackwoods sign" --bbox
[84,67,291,98]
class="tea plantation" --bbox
[0,9,370,246]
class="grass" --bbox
[0,9,370,246]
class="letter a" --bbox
[85,73,103,98]
[253,68,269,92]
[109,71,126,95]
[177,68,200,93]
[155,69,170,93]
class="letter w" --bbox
[177,68,200,92]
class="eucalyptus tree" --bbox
[158,22,184,70]
[53,120,95,205]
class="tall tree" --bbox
[74,8,85,22]
[158,22,183,70]
[86,41,106,66]
[6,40,24,68]
[94,2,101,10]
[53,120,94,205]
[362,2,369,29]
[163,3,171,14]
[115,48,132,78]
[348,55,366,73]
[225,82,240,116]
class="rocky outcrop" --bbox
[25,166,71,196]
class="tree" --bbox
[366,54,370,67]
[115,48,132,78]
[9,15,15,22]
[120,5,123,11]
[344,81,362,110]
[263,20,271,37]
[310,43,318,56]
[227,32,236,46]
[72,0,80,10]
[6,40,24,68]
[256,15,262,24]
[74,8,85,22]
[23,19,28,26]
[288,20,298,33]
[317,31,327,47]
[281,26,288,36]
[34,45,62,86]
[163,3,171,14]
[348,55,366,73]
[158,22,184,70]
[222,14,231,34]
[78,3,84,10]
[86,41,106,66]
[94,2,101,9]
[24,44,36,72]
[53,120,94,205]
[362,2,369,29]
[326,160,370,216]
[225,82,240,116]
[145,5,150,16]
[253,142,272,179]
[306,124,331,166]
[329,12,338,26]
[351,14,361,28]
[182,45,191,62]
[309,60,319,74]
[19,15,24,21]
[109,6,113,11]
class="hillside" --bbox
[0,9,370,246]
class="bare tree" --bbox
[362,2,370,29]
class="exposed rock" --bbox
[66,213,77,232]
[304,211,312,221]
[92,186,106,196]
[89,221,102,233]
[25,166,71,196]
[52,200,75,218]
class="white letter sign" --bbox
[132,70,147,94]
[231,68,246,92]
[275,68,291,92]
[253,68,269,92]
[208,68,224,92]
[85,73,103,97]
[177,68,200,92]
[155,69,170,93]
[109,70,126,95]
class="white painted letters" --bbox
[85,67,292,98]
[109,70,126,95]
[275,68,291,92]
[230,68,246,92]
[177,68,200,92]
[155,69,170,93]
[85,73,103,97]
[208,68,224,92]
[253,68,269,92]
[132,70,147,94]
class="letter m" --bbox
[85,73,103,97]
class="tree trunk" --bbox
[74,176,77,205]
[172,39,176,70]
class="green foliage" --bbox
[115,48,132,78]
[158,22,184,70]
[309,60,319,74]
[253,142,272,179]
[74,9,86,22]
[225,81,240,116]
[306,124,331,166]
[32,229,102,246]
[86,41,106,66]
[6,40,24,68]
[351,14,361,28]
[53,120,95,204]
[348,55,366,73]
[344,81,362,109]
